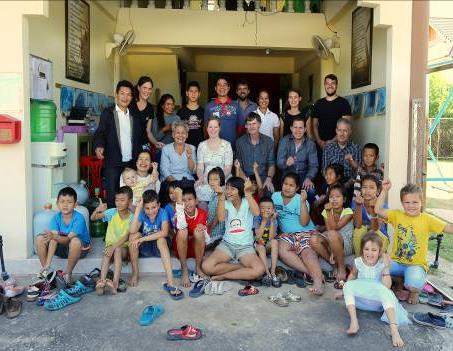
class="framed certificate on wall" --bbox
[65,0,90,84]
[351,7,373,89]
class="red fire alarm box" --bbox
[0,114,21,144]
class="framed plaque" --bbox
[351,7,373,89]
[65,0,90,84]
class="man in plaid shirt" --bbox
[322,118,361,182]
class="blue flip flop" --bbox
[138,304,165,326]
[65,280,95,297]
[189,280,209,298]
[163,283,184,300]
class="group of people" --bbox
[34,74,453,348]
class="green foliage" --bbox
[429,73,453,159]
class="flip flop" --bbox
[163,283,184,300]
[87,268,101,280]
[64,280,94,297]
[268,294,289,307]
[324,271,336,283]
[138,304,164,326]
[238,285,259,296]
[166,325,203,341]
[189,280,209,298]
[303,273,314,286]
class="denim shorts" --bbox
[217,240,256,261]
[55,243,89,259]
[390,261,427,290]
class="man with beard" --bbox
[236,80,257,131]
[312,74,352,150]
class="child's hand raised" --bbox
[355,193,364,205]
[212,184,223,195]
[136,197,144,209]
[272,211,278,220]
[382,252,391,267]
[324,202,332,210]
[382,179,392,191]
[244,178,253,195]
[300,189,308,202]
[174,187,183,202]
[95,201,107,214]
[234,159,241,169]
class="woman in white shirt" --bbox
[256,89,280,144]
[195,116,233,209]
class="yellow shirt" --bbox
[387,210,445,271]
[104,208,133,247]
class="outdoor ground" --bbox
[0,274,452,351]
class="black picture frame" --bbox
[65,0,90,84]
[351,7,373,89]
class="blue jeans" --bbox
[390,261,426,290]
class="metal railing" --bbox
[121,0,320,13]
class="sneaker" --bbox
[261,275,272,287]
[3,285,24,298]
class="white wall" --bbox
[28,0,117,124]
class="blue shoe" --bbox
[189,280,209,298]
[65,281,95,297]
[163,283,184,300]
[412,312,453,329]
[44,289,81,311]
[138,304,165,326]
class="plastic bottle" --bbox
[69,180,89,205]
[33,203,57,237]
[30,100,57,142]
[89,190,107,238]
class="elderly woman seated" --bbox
[160,121,197,188]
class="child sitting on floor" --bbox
[343,231,409,348]
[375,180,453,304]
[206,167,226,243]
[91,186,133,295]
[202,177,265,284]
[128,190,182,299]
[311,183,353,288]
[173,186,209,287]
[35,187,91,284]
[272,172,324,295]
[253,197,280,287]
[352,174,389,256]
[353,143,384,198]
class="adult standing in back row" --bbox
[204,76,242,148]
[312,74,352,151]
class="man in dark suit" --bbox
[94,80,146,207]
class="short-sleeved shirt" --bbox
[253,216,278,244]
[176,208,208,237]
[177,106,205,148]
[353,165,384,197]
[151,114,181,145]
[204,98,242,146]
[49,211,90,246]
[387,210,446,271]
[272,192,316,233]
[312,97,352,141]
[164,203,176,229]
[256,108,280,140]
[322,207,354,241]
[128,101,154,145]
[103,208,133,247]
[223,198,254,246]
[351,201,388,237]
[138,207,169,237]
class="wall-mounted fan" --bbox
[105,30,135,59]
[312,35,341,64]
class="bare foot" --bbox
[408,291,419,304]
[336,267,346,282]
[390,325,404,347]
[309,279,324,296]
[128,274,138,287]
[347,319,360,335]
[196,267,209,280]
[181,269,191,288]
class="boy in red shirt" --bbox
[173,187,209,287]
